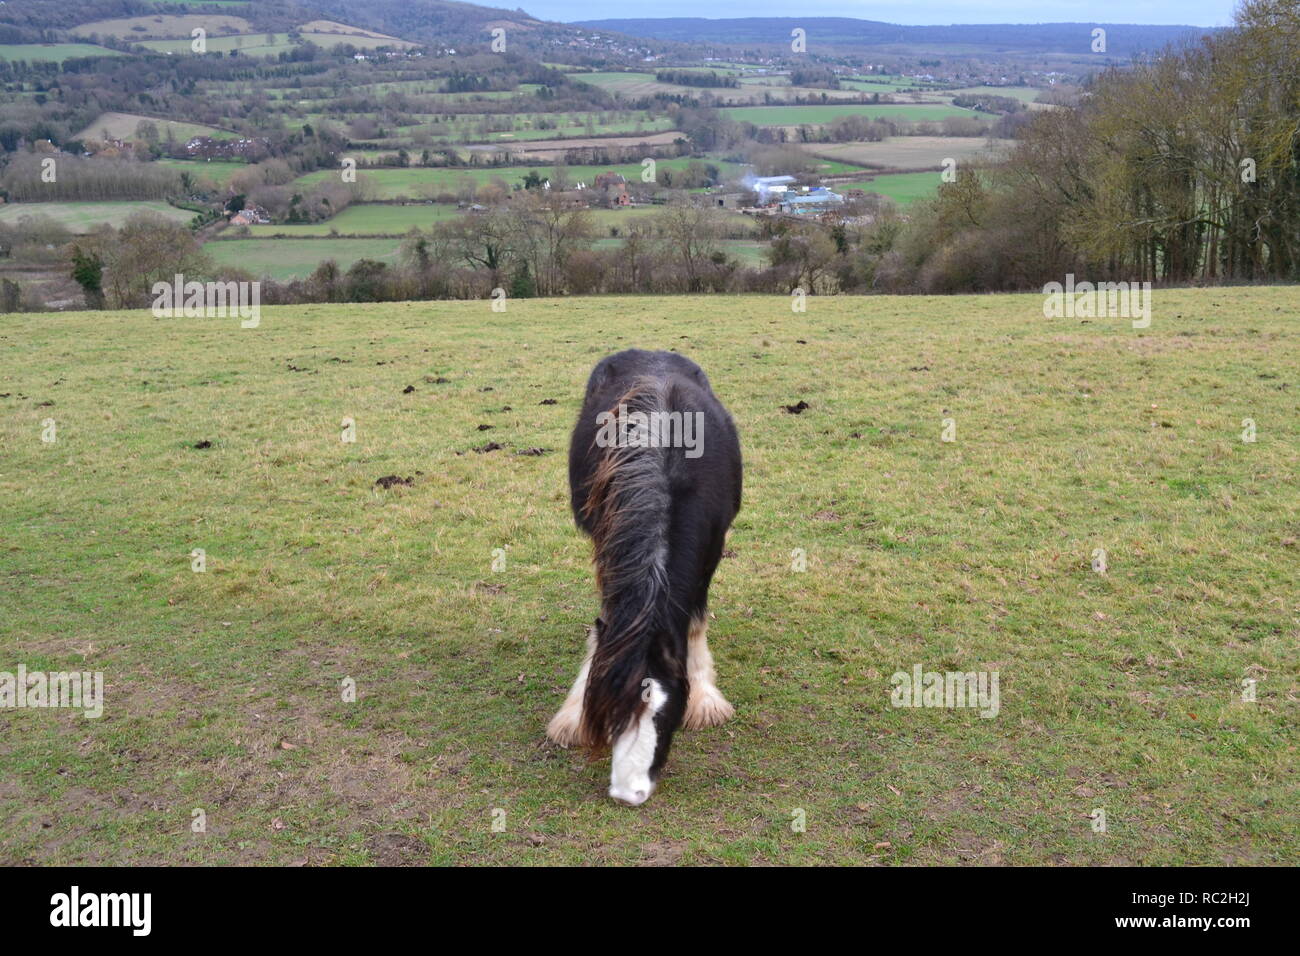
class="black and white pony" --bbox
[547,349,742,805]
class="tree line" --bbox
[654,71,738,89]
[879,0,1300,289]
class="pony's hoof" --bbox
[683,685,734,729]
[546,707,584,747]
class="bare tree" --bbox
[656,203,723,292]
[508,192,594,295]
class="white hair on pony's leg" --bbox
[547,627,597,747]
[609,678,667,806]
[683,613,734,729]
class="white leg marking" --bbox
[546,628,596,747]
[609,678,666,806]
[683,615,734,730]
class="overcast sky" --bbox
[527,1,1239,27]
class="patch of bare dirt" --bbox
[366,831,428,866]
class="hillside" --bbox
[574,17,1220,56]
[0,4,1228,60]
[0,0,666,58]
[304,0,666,56]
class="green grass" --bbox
[0,289,1295,865]
[474,118,674,144]
[354,111,672,146]
[569,72,694,97]
[0,43,123,62]
[712,239,767,265]
[75,112,235,144]
[839,171,947,206]
[569,71,930,105]
[298,32,414,50]
[232,204,754,241]
[240,204,462,237]
[264,88,542,108]
[723,104,974,126]
[807,158,873,176]
[136,33,297,57]
[156,159,247,185]
[800,136,1015,171]
[947,86,1043,104]
[204,238,403,281]
[294,158,744,201]
[842,77,934,93]
[71,13,251,40]
[294,166,498,200]
[0,200,195,232]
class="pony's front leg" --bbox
[682,613,735,729]
[546,624,598,747]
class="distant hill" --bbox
[306,0,547,41]
[572,17,1219,56]
[300,0,666,54]
[0,2,1218,64]
[0,0,662,56]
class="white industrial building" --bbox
[749,175,797,204]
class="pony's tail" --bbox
[578,379,678,748]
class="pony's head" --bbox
[580,614,689,807]
[608,677,671,806]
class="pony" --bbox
[547,349,743,805]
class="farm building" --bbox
[749,174,797,204]
[186,136,270,160]
[710,191,748,209]
[594,172,632,206]
[780,187,845,214]
[229,204,271,226]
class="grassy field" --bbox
[71,14,252,39]
[840,171,947,206]
[713,239,767,265]
[204,238,403,280]
[157,158,247,185]
[137,33,298,57]
[296,32,414,50]
[226,205,755,245]
[802,136,1015,171]
[298,20,406,42]
[366,113,674,146]
[263,86,542,106]
[0,43,123,62]
[948,86,1044,104]
[0,200,195,232]
[843,76,942,92]
[805,158,874,176]
[471,132,685,161]
[234,203,746,239]
[722,104,974,126]
[240,203,463,237]
[570,72,698,98]
[1,289,1295,865]
[294,158,745,200]
[567,71,882,105]
[736,84,880,102]
[474,118,674,144]
[75,112,235,144]
[79,17,407,56]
